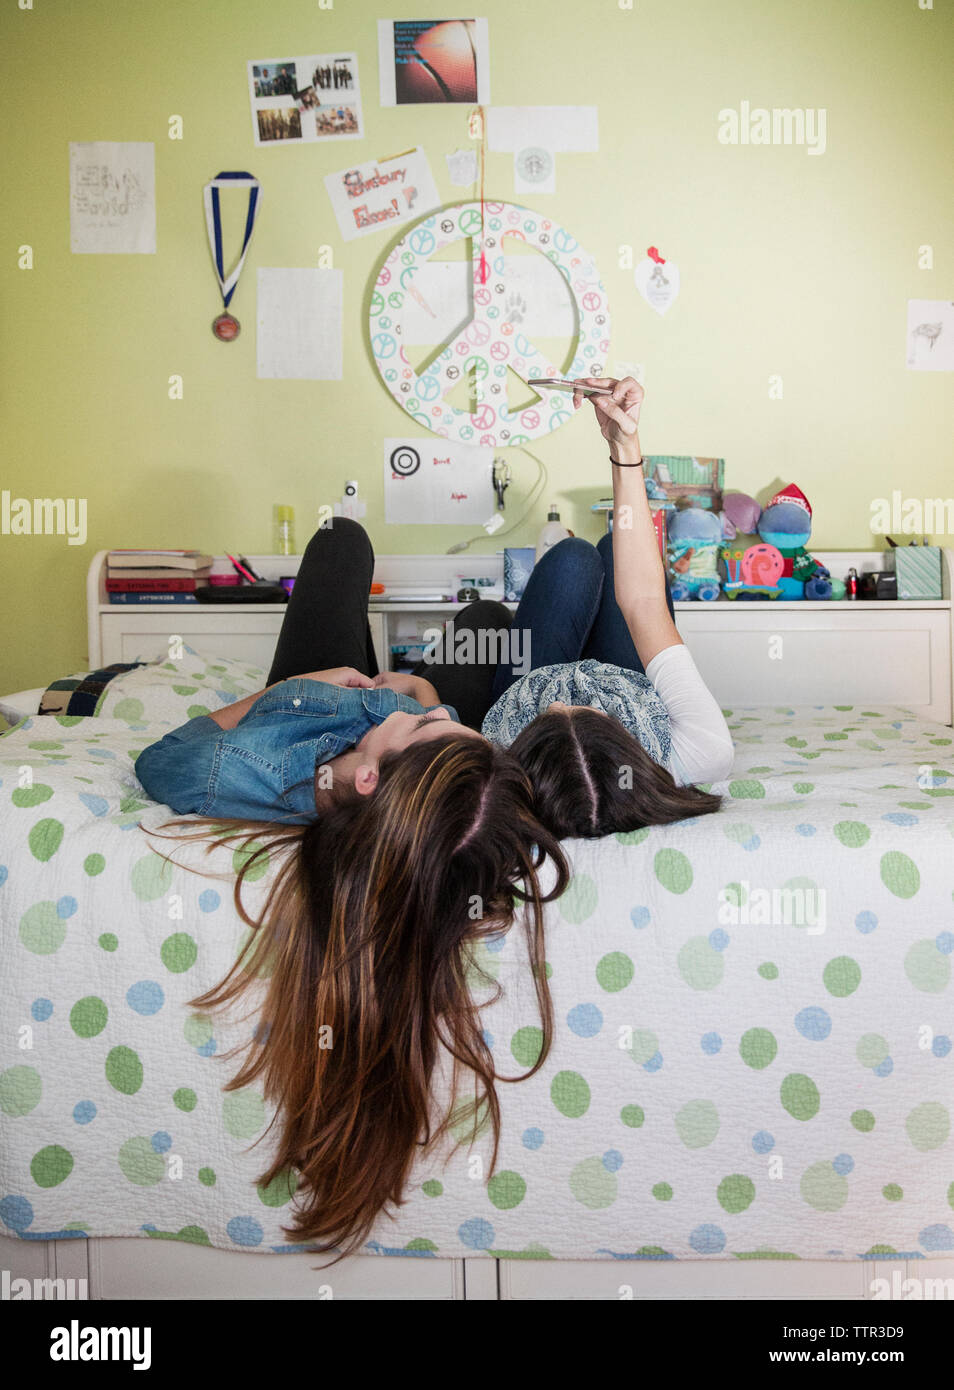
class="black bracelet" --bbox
[610,454,643,467]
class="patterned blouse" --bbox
[481,658,673,769]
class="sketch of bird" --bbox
[913,322,943,350]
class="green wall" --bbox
[1,0,951,691]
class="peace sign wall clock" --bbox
[368,200,610,448]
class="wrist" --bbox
[609,431,642,464]
[415,676,441,705]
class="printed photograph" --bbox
[315,103,361,138]
[312,56,357,92]
[256,106,302,143]
[251,62,297,98]
[393,19,479,104]
[249,53,362,145]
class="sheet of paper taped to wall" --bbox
[256,268,343,379]
[486,106,599,194]
[324,147,440,241]
[384,438,494,525]
[69,142,156,254]
[906,299,954,372]
[246,53,364,146]
[445,148,479,186]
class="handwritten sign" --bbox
[383,438,493,525]
[325,148,440,242]
[69,142,155,254]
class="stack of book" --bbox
[106,550,214,604]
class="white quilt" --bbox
[1,651,952,1262]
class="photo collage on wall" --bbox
[247,53,363,145]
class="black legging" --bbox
[266,518,512,731]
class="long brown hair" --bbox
[149,731,569,1259]
[508,708,722,838]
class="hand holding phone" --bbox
[575,376,644,448]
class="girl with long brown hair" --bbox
[136,518,569,1257]
[151,732,567,1258]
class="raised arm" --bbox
[572,376,683,669]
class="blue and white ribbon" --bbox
[203,171,261,309]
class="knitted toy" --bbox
[721,485,831,600]
[757,484,831,599]
[666,506,727,601]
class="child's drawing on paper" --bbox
[69,141,155,254]
[906,300,954,372]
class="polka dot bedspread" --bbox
[1,650,952,1261]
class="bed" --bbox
[1,650,952,1300]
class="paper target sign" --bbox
[389,444,421,476]
[368,200,610,447]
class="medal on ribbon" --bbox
[203,171,262,340]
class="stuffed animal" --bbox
[758,484,831,599]
[666,506,726,601]
[722,485,831,600]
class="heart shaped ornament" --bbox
[634,255,680,316]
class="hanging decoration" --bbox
[203,171,262,340]
[634,245,680,316]
[368,197,610,448]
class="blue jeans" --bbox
[270,522,675,731]
[490,533,676,702]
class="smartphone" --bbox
[528,377,615,397]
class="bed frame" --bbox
[3,1232,952,1301]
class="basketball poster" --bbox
[378,19,490,106]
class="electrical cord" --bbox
[446,447,548,554]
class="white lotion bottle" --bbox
[535,502,570,563]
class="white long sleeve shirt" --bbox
[644,643,736,786]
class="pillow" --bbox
[40,646,267,726]
[38,662,149,717]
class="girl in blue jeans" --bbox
[407,375,734,837]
